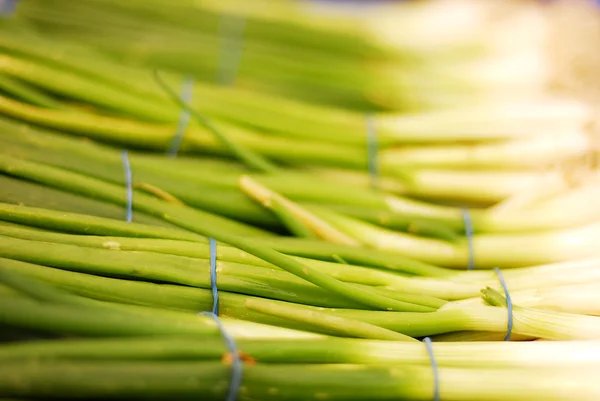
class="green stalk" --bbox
[153,70,279,173]
[0,265,98,308]
[0,297,316,340]
[253,237,454,277]
[0,74,63,109]
[267,196,318,238]
[240,175,359,245]
[0,202,203,241]
[0,283,19,298]
[245,298,417,342]
[430,331,535,342]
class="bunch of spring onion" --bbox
[0,40,598,268]
[4,0,558,111]
[1,3,599,401]
[2,119,600,268]
[0,24,597,208]
[1,204,600,399]
[2,273,600,401]
[0,31,597,265]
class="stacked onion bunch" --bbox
[1,3,600,399]
[0,9,599,269]
[4,0,558,112]
[1,195,600,401]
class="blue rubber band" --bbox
[366,114,379,190]
[167,75,195,157]
[201,311,243,401]
[120,150,133,223]
[0,0,18,16]
[216,14,246,86]
[423,337,440,401]
[202,238,241,401]
[461,208,474,270]
[493,267,514,341]
[209,237,219,315]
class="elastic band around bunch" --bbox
[167,75,195,157]
[201,237,242,401]
[493,267,514,341]
[461,208,474,270]
[201,311,243,401]
[366,114,379,190]
[423,337,440,401]
[216,13,247,86]
[0,0,17,16]
[120,150,133,223]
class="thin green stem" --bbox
[153,70,279,173]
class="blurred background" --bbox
[0,0,599,211]
[2,0,599,112]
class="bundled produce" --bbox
[5,0,558,111]
[1,1,600,400]
[0,22,597,208]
